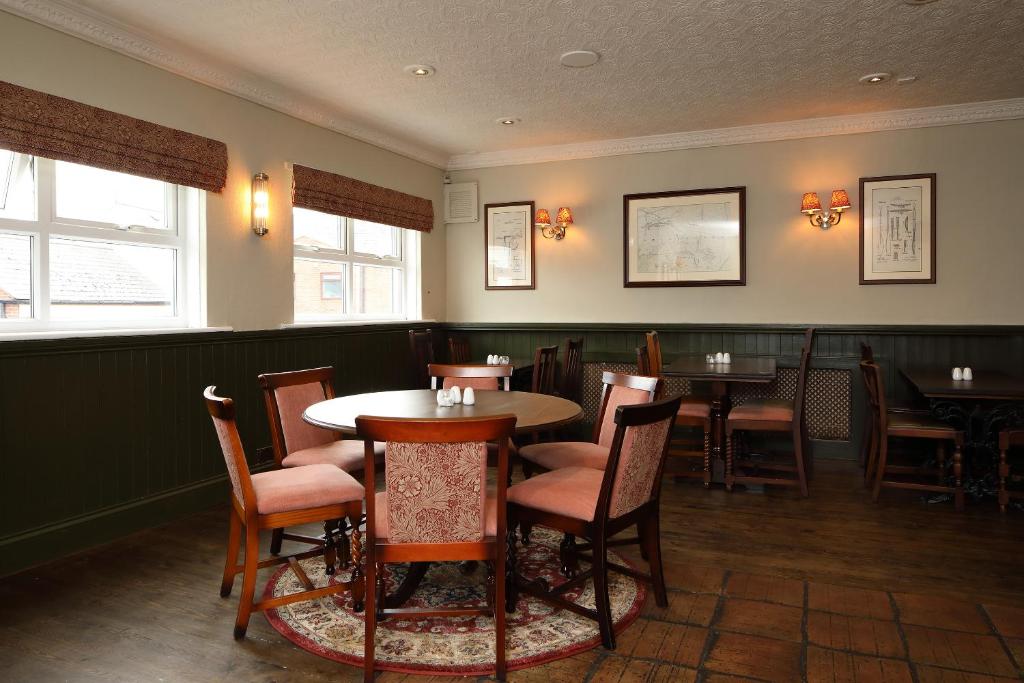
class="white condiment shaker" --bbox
[952,367,963,381]
[436,389,447,405]
[723,352,732,364]
[463,387,476,405]
[962,367,974,381]
[449,386,462,403]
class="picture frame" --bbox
[484,201,535,290]
[859,173,936,285]
[623,187,745,287]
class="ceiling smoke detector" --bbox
[859,72,892,84]
[496,117,519,126]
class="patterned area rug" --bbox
[263,528,645,675]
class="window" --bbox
[0,150,202,331]
[293,207,419,321]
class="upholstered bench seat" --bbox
[373,492,498,539]
[727,399,794,422]
[678,399,713,419]
[519,441,610,471]
[508,466,603,522]
[251,464,364,514]
[282,439,386,472]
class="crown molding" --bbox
[0,0,450,169]
[447,98,1024,170]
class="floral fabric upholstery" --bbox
[598,385,654,448]
[273,382,335,454]
[441,376,500,391]
[375,492,498,539]
[608,416,673,518]
[382,441,488,543]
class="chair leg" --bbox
[363,559,377,683]
[872,436,889,502]
[725,429,735,492]
[269,527,284,556]
[999,447,1009,514]
[639,513,668,608]
[234,523,259,639]
[560,533,580,578]
[220,508,242,597]
[505,513,519,614]
[520,522,533,546]
[485,561,496,609]
[495,540,507,681]
[323,520,337,576]
[936,442,947,486]
[349,515,365,612]
[592,535,615,650]
[336,518,350,569]
[794,430,809,498]
[522,458,535,480]
[953,444,964,512]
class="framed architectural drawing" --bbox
[859,174,936,285]
[484,201,535,290]
[623,187,745,287]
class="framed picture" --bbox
[484,201,535,290]
[859,173,936,285]
[623,187,745,287]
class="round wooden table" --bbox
[304,389,583,434]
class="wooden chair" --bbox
[448,335,471,363]
[204,387,365,639]
[408,329,435,389]
[862,361,966,510]
[532,344,559,395]
[559,337,585,403]
[258,367,385,556]
[356,414,516,682]
[429,363,513,391]
[507,395,682,650]
[998,429,1024,513]
[645,331,714,484]
[725,328,815,497]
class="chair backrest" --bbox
[448,335,471,364]
[860,342,874,362]
[636,345,652,376]
[355,415,516,545]
[860,360,889,434]
[592,371,663,448]
[645,331,663,376]
[532,345,559,395]
[559,337,585,402]
[204,386,255,512]
[598,396,682,521]
[1000,429,1024,450]
[792,328,816,432]
[409,329,435,389]
[258,367,337,465]
[429,363,512,391]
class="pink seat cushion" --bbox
[728,399,794,423]
[374,491,498,539]
[507,466,603,522]
[282,439,386,473]
[252,464,364,515]
[678,399,712,419]
[519,441,610,471]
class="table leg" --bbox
[383,561,430,609]
[707,381,731,485]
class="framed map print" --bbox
[859,174,936,284]
[623,187,745,287]
[484,201,535,290]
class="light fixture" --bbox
[859,72,892,84]
[536,206,573,240]
[251,172,269,236]
[496,117,519,126]
[801,190,850,230]
[560,50,600,68]
[404,64,435,77]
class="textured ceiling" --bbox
[24,0,1024,160]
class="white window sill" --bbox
[0,326,232,342]
[283,319,437,329]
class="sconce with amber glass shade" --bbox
[801,189,850,230]
[536,206,573,240]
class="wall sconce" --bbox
[251,172,269,236]
[535,206,573,240]
[800,189,850,230]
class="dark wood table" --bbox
[663,356,777,483]
[470,359,534,391]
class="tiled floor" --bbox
[586,567,1024,682]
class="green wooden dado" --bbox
[1,321,1022,577]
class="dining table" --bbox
[662,355,778,484]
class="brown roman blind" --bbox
[0,80,227,192]
[292,164,434,233]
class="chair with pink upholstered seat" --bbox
[507,395,682,650]
[355,414,516,682]
[725,328,815,496]
[259,366,385,556]
[428,362,513,391]
[204,387,364,640]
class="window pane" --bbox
[353,219,401,258]
[49,238,176,320]
[0,233,32,319]
[353,264,402,316]
[295,258,345,318]
[55,161,170,229]
[0,150,36,221]
[294,208,344,250]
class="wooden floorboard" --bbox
[1,459,1022,681]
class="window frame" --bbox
[293,211,419,323]
[0,153,203,333]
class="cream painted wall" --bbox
[0,11,446,330]
[449,120,1024,325]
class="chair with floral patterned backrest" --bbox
[506,395,682,650]
[355,413,517,682]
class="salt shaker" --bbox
[487,354,495,365]
[463,387,476,405]
[436,389,447,405]
[449,386,462,404]
[706,354,715,364]
[715,352,724,363]
[723,352,732,364]
[962,367,974,381]
[952,367,963,381]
